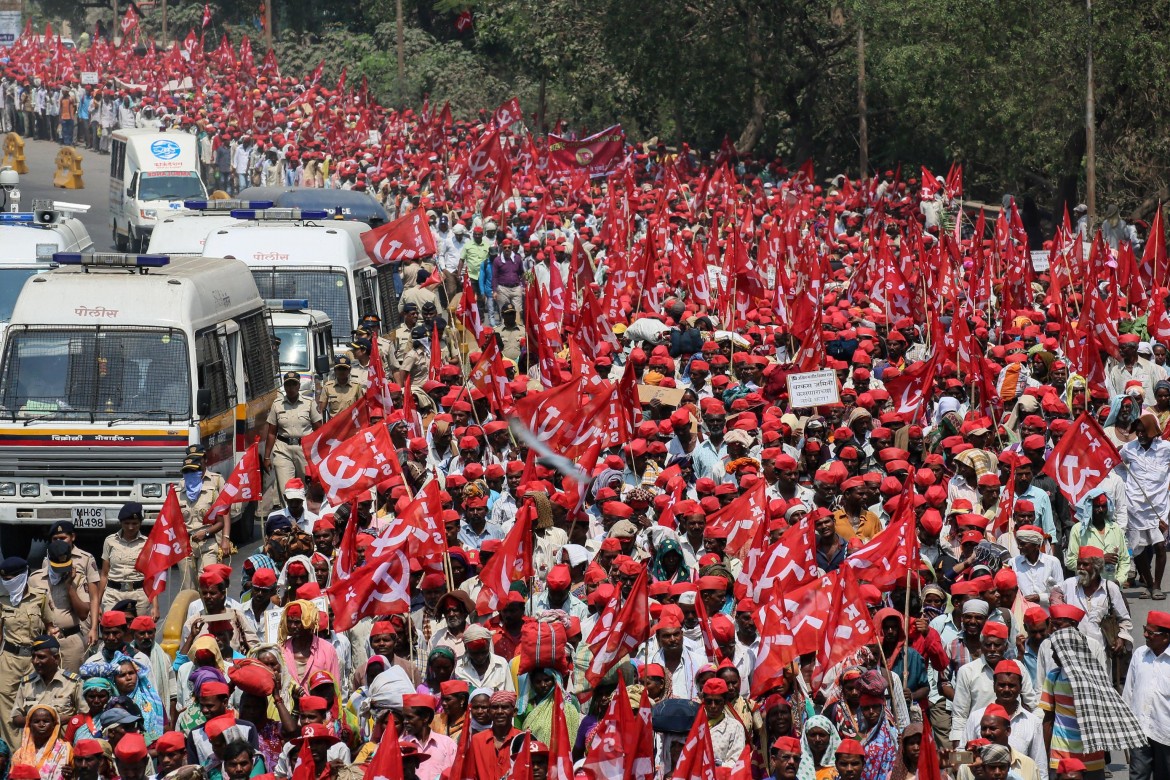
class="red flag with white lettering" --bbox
[476,496,535,613]
[702,480,767,561]
[812,566,878,689]
[750,599,799,698]
[361,208,438,264]
[315,423,402,505]
[135,487,191,599]
[748,515,819,603]
[671,709,717,780]
[326,528,411,632]
[381,479,447,572]
[549,686,574,780]
[457,272,483,342]
[585,566,650,687]
[203,444,261,525]
[844,493,920,587]
[1041,411,1121,505]
[301,396,370,478]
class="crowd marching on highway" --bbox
[0,17,1169,780]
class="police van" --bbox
[267,299,334,400]
[145,199,270,256]
[109,129,207,253]
[200,207,390,347]
[0,253,279,555]
[0,201,94,327]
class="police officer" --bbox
[396,325,431,387]
[44,521,99,647]
[395,304,422,358]
[347,339,373,386]
[11,634,81,728]
[498,301,524,363]
[264,371,322,504]
[357,313,399,372]
[0,556,48,748]
[177,456,230,586]
[28,541,91,673]
[99,502,153,618]
[317,355,364,419]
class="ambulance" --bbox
[0,253,279,555]
[200,207,390,346]
[109,129,207,253]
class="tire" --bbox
[113,223,128,251]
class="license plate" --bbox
[71,507,106,529]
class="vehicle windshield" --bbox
[0,328,191,420]
[272,326,310,371]
[0,268,44,322]
[137,173,205,202]
[250,269,353,337]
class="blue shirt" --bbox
[1016,484,1058,544]
[457,520,504,549]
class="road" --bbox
[15,135,114,246]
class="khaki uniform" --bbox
[318,378,365,418]
[177,472,227,587]
[394,324,416,359]
[376,335,400,373]
[28,568,90,673]
[11,667,82,722]
[498,324,524,363]
[400,347,430,387]
[400,285,439,314]
[348,362,371,387]
[266,393,321,501]
[100,531,151,615]
[0,584,49,747]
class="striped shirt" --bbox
[1038,667,1105,772]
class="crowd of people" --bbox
[0,19,1168,780]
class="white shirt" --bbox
[1010,553,1064,607]
[963,704,1049,780]
[453,653,515,692]
[1121,438,1170,530]
[1122,643,1170,745]
[949,658,1038,743]
[1056,576,1133,645]
[708,712,746,767]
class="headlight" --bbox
[141,483,163,498]
[0,482,15,496]
[19,483,39,497]
[139,209,157,219]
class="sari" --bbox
[860,705,900,780]
[515,671,582,746]
[12,705,72,780]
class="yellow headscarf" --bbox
[278,599,319,644]
[13,704,70,770]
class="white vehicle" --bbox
[200,208,389,346]
[0,202,94,326]
[267,299,335,399]
[0,253,280,554]
[146,198,272,255]
[109,129,207,253]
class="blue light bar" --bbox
[266,298,310,310]
[183,199,274,211]
[229,208,330,221]
[0,213,35,223]
[54,253,171,268]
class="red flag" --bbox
[493,96,523,128]
[203,444,262,525]
[427,324,442,382]
[844,492,921,587]
[749,516,819,603]
[631,685,655,780]
[332,499,361,583]
[363,707,404,780]
[991,466,1017,538]
[362,334,396,417]
[582,676,637,780]
[454,9,473,32]
[466,338,513,416]
[302,395,370,477]
[702,480,767,561]
[336,66,347,94]
[476,496,535,613]
[326,528,411,631]
[918,709,944,780]
[726,745,753,780]
[289,735,316,780]
[445,703,477,780]
[202,4,212,28]
[1041,411,1121,505]
[457,273,483,341]
[134,487,191,599]
[882,350,940,421]
[750,600,799,697]
[585,566,650,687]
[120,7,138,35]
[671,709,717,780]
[813,567,878,689]
[361,208,438,264]
[382,479,447,571]
[315,423,401,505]
[549,687,574,780]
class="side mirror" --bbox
[126,186,134,197]
[314,354,331,377]
[196,388,211,417]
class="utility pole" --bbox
[161,0,167,46]
[396,0,404,102]
[1085,0,1096,220]
[263,0,272,50]
[858,26,868,180]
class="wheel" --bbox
[113,223,128,251]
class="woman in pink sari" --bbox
[279,600,340,695]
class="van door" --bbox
[108,139,127,239]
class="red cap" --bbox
[129,615,156,632]
[299,695,329,712]
[114,732,149,763]
[100,611,128,628]
[1148,611,1170,631]
[1077,546,1105,560]
[836,738,866,756]
[200,681,230,698]
[440,680,469,696]
[1024,607,1048,626]
[204,713,236,740]
[994,660,1023,677]
[9,767,40,780]
[701,678,729,696]
[403,692,438,711]
[1050,604,1086,622]
[251,568,278,588]
[547,564,571,590]
[982,621,1008,639]
[983,703,1011,721]
[152,732,187,753]
[74,739,106,758]
[642,663,666,678]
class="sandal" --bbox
[1154,589,1166,600]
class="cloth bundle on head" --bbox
[1047,628,1146,753]
[360,665,415,716]
[523,491,555,530]
[962,598,990,616]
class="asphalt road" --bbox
[14,134,114,246]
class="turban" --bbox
[490,690,518,706]
[962,598,990,616]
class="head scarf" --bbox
[361,665,414,716]
[1074,486,1113,530]
[82,677,116,694]
[1048,628,1146,753]
[113,651,165,744]
[13,705,68,771]
[189,634,226,672]
[278,554,317,592]
[797,714,840,780]
[278,599,319,644]
[649,537,690,583]
[1136,412,1163,439]
[469,688,494,733]
[425,646,456,692]
[954,449,996,479]
[515,669,582,747]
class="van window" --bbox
[356,269,377,323]
[237,310,278,402]
[110,140,125,179]
[195,330,233,416]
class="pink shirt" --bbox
[282,637,340,688]
[403,730,458,780]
